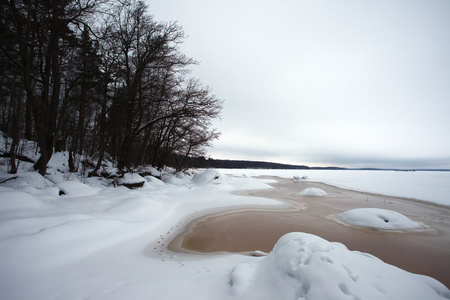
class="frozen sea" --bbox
[218,169,450,206]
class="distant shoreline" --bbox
[178,155,450,171]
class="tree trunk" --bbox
[9,89,24,174]
[25,95,33,140]
[89,96,107,177]
[68,150,75,172]
[9,143,18,174]
[32,7,62,176]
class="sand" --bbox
[169,177,450,288]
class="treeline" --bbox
[180,156,310,170]
[0,0,222,175]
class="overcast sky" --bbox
[147,0,450,169]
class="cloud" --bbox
[150,0,450,169]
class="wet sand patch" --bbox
[169,177,450,287]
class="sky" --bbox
[147,0,450,169]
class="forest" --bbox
[184,156,310,170]
[0,0,223,176]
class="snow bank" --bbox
[338,208,426,230]
[143,175,165,186]
[228,232,449,300]
[192,169,224,185]
[162,172,192,185]
[0,167,285,300]
[0,190,50,212]
[57,181,97,197]
[299,187,328,196]
[0,172,53,192]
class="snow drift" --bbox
[57,181,97,197]
[299,187,328,196]
[338,208,426,230]
[192,169,224,185]
[228,232,449,300]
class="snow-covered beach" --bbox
[1,164,450,299]
[176,175,450,285]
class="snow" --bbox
[142,175,165,186]
[299,187,328,196]
[228,232,449,300]
[57,181,97,197]
[216,169,450,206]
[161,171,192,185]
[192,169,224,185]
[0,155,449,299]
[338,208,426,230]
[0,190,50,211]
[0,171,54,192]
[0,168,283,300]
[118,172,146,184]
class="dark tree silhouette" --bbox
[0,0,222,175]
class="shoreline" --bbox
[168,176,450,288]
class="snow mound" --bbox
[162,172,192,185]
[338,208,425,230]
[299,187,328,196]
[47,152,71,173]
[0,190,50,211]
[136,166,161,177]
[143,175,165,186]
[57,181,97,197]
[0,171,53,191]
[118,173,146,185]
[228,232,450,300]
[192,169,224,185]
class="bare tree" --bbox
[1,0,223,175]
[1,0,106,175]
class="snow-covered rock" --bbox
[299,187,328,196]
[337,208,426,230]
[57,181,97,197]
[228,232,450,300]
[136,166,162,178]
[192,169,224,185]
[117,173,146,189]
[143,175,165,187]
[162,172,192,185]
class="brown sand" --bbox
[169,177,450,288]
